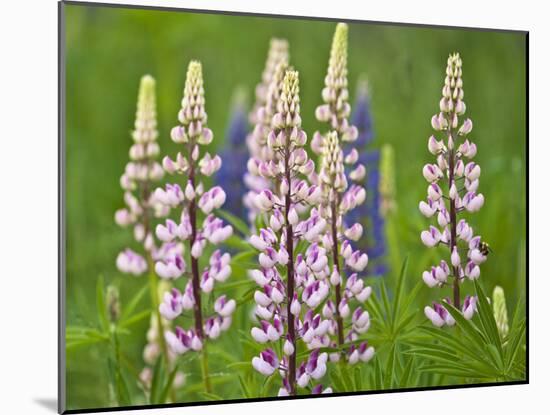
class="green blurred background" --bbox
[64,2,526,410]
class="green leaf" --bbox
[384,343,396,389]
[418,326,484,363]
[505,318,526,373]
[118,309,152,328]
[399,356,414,388]
[380,283,392,324]
[107,357,131,406]
[66,337,107,350]
[353,366,362,390]
[238,375,251,398]
[392,256,409,323]
[149,357,164,404]
[199,392,225,401]
[96,275,109,332]
[158,364,179,404]
[120,284,149,321]
[441,303,487,352]
[474,280,503,357]
[330,368,346,392]
[217,209,250,236]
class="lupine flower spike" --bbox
[244,39,289,225]
[155,61,235,392]
[312,23,374,364]
[420,53,485,326]
[114,75,184,397]
[249,69,331,396]
[115,75,175,274]
[346,79,389,276]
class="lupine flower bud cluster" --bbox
[310,23,374,365]
[249,70,336,396]
[154,61,236,354]
[420,53,485,326]
[492,286,509,339]
[115,75,176,276]
[244,39,290,225]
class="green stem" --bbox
[147,265,175,402]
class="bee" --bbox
[479,241,492,256]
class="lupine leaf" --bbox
[418,326,483,363]
[442,303,487,351]
[118,309,151,328]
[474,280,503,356]
[383,343,396,389]
[96,275,109,333]
[158,364,179,404]
[353,366,362,390]
[505,318,526,373]
[199,392,225,401]
[392,256,409,323]
[238,375,251,398]
[399,356,414,388]
[379,283,392,323]
[120,284,148,321]
[149,357,164,404]
[330,368,346,392]
[216,208,250,236]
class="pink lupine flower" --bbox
[307,24,376,372]
[115,75,174,277]
[244,39,289,225]
[252,348,280,376]
[249,69,335,395]
[153,62,236,390]
[420,53,486,325]
[116,249,147,276]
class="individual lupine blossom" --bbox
[114,75,177,275]
[244,39,289,225]
[154,61,236,355]
[345,80,388,276]
[311,22,374,365]
[249,70,333,396]
[216,91,249,219]
[420,53,485,326]
[492,286,509,339]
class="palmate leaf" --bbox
[96,274,109,332]
[399,355,415,388]
[383,343,396,389]
[505,318,526,374]
[120,284,149,321]
[474,280,503,357]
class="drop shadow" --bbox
[34,398,57,413]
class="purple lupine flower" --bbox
[154,62,236,361]
[216,93,249,219]
[244,39,289,225]
[311,23,375,366]
[249,69,333,395]
[345,81,388,276]
[420,53,484,325]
